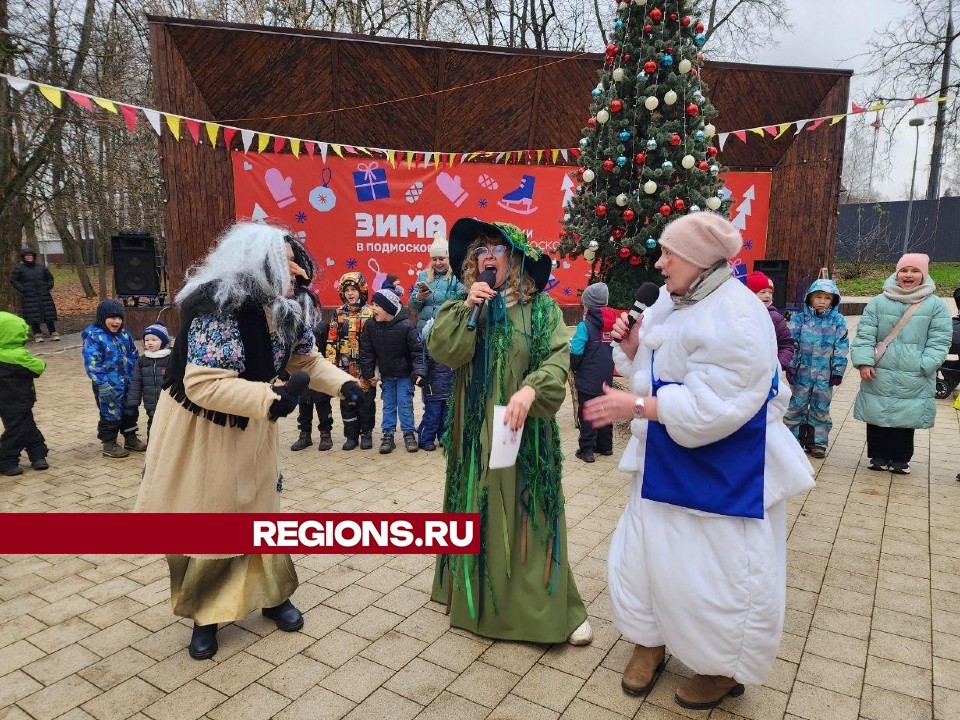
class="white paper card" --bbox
[489,405,523,469]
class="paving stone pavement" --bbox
[1,317,959,720]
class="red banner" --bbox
[0,513,479,554]
[232,152,771,306]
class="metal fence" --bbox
[836,197,960,263]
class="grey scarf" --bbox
[882,280,934,305]
[671,261,733,308]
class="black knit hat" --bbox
[371,289,401,316]
[96,300,125,330]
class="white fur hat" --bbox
[429,232,449,258]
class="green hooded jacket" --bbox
[0,312,45,376]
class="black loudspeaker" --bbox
[753,259,789,309]
[112,234,160,296]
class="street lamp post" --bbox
[903,118,925,254]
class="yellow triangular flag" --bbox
[869,103,888,111]
[331,144,344,158]
[257,133,269,153]
[357,146,373,156]
[37,84,62,108]
[433,153,440,169]
[447,153,456,166]
[937,96,953,103]
[830,115,845,125]
[205,123,219,147]
[536,150,544,164]
[386,150,397,168]
[290,138,301,157]
[93,97,117,113]
[406,151,414,168]
[165,114,181,140]
[776,123,792,139]
[749,127,765,137]
[551,149,560,164]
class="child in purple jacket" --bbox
[747,271,795,371]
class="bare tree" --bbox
[702,0,792,61]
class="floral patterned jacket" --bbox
[325,302,373,378]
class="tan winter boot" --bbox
[621,644,666,696]
[674,674,744,710]
[102,441,130,459]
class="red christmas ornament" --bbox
[623,208,636,222]
[707,146,719,158]
[673,198,686,211]
[602,159,615,172]
[619,246,631,258]
[634,152,646,164]
[596,204,609,217]
[612,228,625,239]
[698,161,709,171]
[691,68,698,77]
[629,255,642,266]
[666,46,674,54]
[659,204,672,217]
[587,117,596,128]
[681,16,692,26]
[696,22,705,33]
[606,42,618,55]
[623,53,631,61]
[670,134,682,146]
[610,99,624,113]
[644,23,653,33]
[650,8,663,21]
[686,103,700,117]
[669,12,678,21]
[577,167,584,178]
[644,60,657,74]
[644,217,650,226]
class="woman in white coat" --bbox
[583,213,814,710]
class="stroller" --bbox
[935,295,960,400]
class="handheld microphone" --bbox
[612,282,660,347]
[467,268,498,331]
[284,371,311,397]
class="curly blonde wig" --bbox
[461,234,538,304]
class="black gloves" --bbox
[269,371,310,421]
[341,380,363,405]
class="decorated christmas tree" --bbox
[559,0,731,308]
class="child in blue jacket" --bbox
[785,279,849,458]
[417,318,453,451]
[570,282,616,463]
[82,300,145,458]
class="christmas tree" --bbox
[559,0,730,308]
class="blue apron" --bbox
[641,354,777,519]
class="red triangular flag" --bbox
[871,115,882,131]
[119,105,137,133]
[913,94,930,105]
[763,125,778,136]
[67,92,92,111]
[305,141,315,158]
[807,118,827,132]
[223,127,236,150]
[273,136,286,153]
[185,119,200,144]
[570,148,580,159]
[734,130,747,143]
[852,103,867,114]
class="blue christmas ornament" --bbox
[616,155,628,167]
[646,138,658,151]
[619,130,631,141]
[592,88,602,98]
[694,33,707,46]
[646,237,658,249]
[614,19,623,30]
[579,137,589,147]
[661,55,674,67]
[661,160,674,171]
[695,130,705,142]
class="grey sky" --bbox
[752,0,941,199]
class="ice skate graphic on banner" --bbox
[498,175,539,215]
[309,167,337,212]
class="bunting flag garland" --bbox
[1,71,954,167]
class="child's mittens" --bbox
[341,380,363,405]
[269,372,310,421]
[829,375,843,387]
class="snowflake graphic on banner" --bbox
[295,211,307,223]
[346,258,357,269]
[477,198,488,208]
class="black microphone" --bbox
[284,371,310,397]
[467,268,498,331]
[613,282,660,347]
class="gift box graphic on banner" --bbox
[352,162,390,202]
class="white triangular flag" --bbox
[423,152,433,167]
[6,75,31,93]
[794,119,809,135]
[252,203,268,221]
[143,109,162,136]
[241,129,255,152]
[495,152,505,163]
[318,142,328,162]
[718,133,729,151]
[560,149,569,162]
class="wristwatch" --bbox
[632,396,646,418]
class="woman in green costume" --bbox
[428,217,592,645]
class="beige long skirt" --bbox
[166,554,299,626]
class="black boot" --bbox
[290,431,312,451]
[379,434,395,454]
[262,599,304,631]
[342,436,359,451]
[123,432,148,452]
[359,432,373,450]
[188,623,219,660]
[403,432,419,453]
[317,431,333,451]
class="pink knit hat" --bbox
[897,253,930,277]
[658,213,743,269]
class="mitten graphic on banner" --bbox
[436,172,468,207]
[264,168,296,208]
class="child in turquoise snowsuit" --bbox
[785,279,849,458]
